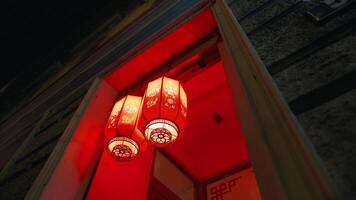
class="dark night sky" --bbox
[0,0,137,118]
[1,0,133,87]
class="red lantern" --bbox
[105,95,147,161]
[138,77,188,147]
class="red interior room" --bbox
[57,7,261,200]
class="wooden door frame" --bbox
[26,79,117,200]
[211,0,338,199]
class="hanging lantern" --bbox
[105,95,147,161]
[138,77,188,147]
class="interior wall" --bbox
[86,146,155,200]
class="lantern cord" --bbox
[164,58,174,77]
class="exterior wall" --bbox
[0,84,89,199]
[228,0,356,198]
[0,0,355,198]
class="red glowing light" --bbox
[105,95,147,161]
[138,77,187,147]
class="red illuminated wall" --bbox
[86,146,155,200]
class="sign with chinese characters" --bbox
[207,167,261,200]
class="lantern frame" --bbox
[104,95,146,161]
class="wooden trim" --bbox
[25,78,103,200]
[195,182,206,200]
[82,147,104,199]
[211,0,338,199]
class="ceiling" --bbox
[105,8,217,93]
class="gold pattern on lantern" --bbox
[180,86,187,117]
[146,97,158,108]
[181,105,187,117]
[124,105,138,113]
[108,114,117,128]
[147,87,160,97]
[120,115,133,123]
[119,105,138,124]
[164,85,177,109]
[107,99,124,128]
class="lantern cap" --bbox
[145,119,178,147]
[108,136,139,161]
